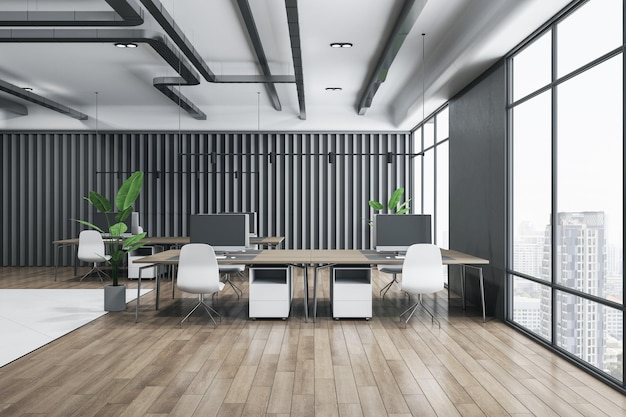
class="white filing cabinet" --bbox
[127,246,162,279]
[331,266,372,319]
[249,266,292,318]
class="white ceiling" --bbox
[0,0,571,132]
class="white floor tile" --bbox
[0,288,151,367]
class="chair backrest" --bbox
[401,243,444,294]
[177,243,221,294]
[77,230,106,262]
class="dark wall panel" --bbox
[1,131,412,266]
[449,61,507,320]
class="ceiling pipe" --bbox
[356,0,427,115]
[235,0,282,111]
[0,0,144,26]
[0,79,87,120]
[139,1,294,84]
[0,0,293,120]
[285,0,306,120]
[0,28,206,120]
[138,0,215,82]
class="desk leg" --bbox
[171,265,175,299]
[313,266,318,323]
[135,267,142,323]
[156,265,161,310]
[461,265,466,310]
[479,267,486,323]
[460,264,486,323]
[54,244,59,281]
[303,265,309,323]
[73,245,77,276]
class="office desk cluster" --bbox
[52,235,285,280]
[133,248,489,323]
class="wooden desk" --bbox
[358,249,489,322]
[133,248,489,322]
[133,249,312,322]
[51,235,285,281]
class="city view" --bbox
[513,211,624,380]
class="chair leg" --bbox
[223,273,243,299]
[400,294,440,328]
[180,294,221,327]
[95,266,110,281]
[180,299,203,326]
[419,299,441,328]
[80,263,110,281]
[379,273,398,298]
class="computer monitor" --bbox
[189,214,250,252]
[374,214,432,252]
[92,212,132,235]
[218,211,258,235]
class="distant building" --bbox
[549,212,606,369]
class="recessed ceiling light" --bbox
[330,42,353,48]
[325,87,342,91]
[114,42,138,48]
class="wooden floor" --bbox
[1,267,625,417]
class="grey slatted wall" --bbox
[1,131,413,266]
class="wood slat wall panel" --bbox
[1,131,412,266]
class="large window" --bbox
[413,106,449,279]
[508,0,624,387]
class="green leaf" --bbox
[88,191,112,212]
[368,200,384,211]
[123,232,146,250]
[387,188,404,211]
[116,206,133,223]
[115,171,144,212]
[395,201,411,214]
[109,222,128,236]
[72,219,105,234]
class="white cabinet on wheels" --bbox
[249,266,292,319]
[127,246,163,279]
[331,266,372,319]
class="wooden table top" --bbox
[53,235,284,246]
[133,248,489,266]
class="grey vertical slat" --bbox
[1,131,411,265]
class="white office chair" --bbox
[177,244,225,326]
[77,230,111,281]
[377,264,403,298]
[398,244,444,327]
[219,264,245,299]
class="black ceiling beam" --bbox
[0,0,144,26]
[236,0,282,111]
[356,0,427,115]
[140,1,294,84]
[0,28,206,120]
[139,0,215,82]
[285,0,306,120]
[0,79,87,120]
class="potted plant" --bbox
[367,187,410,225]
[75,171,147,311]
